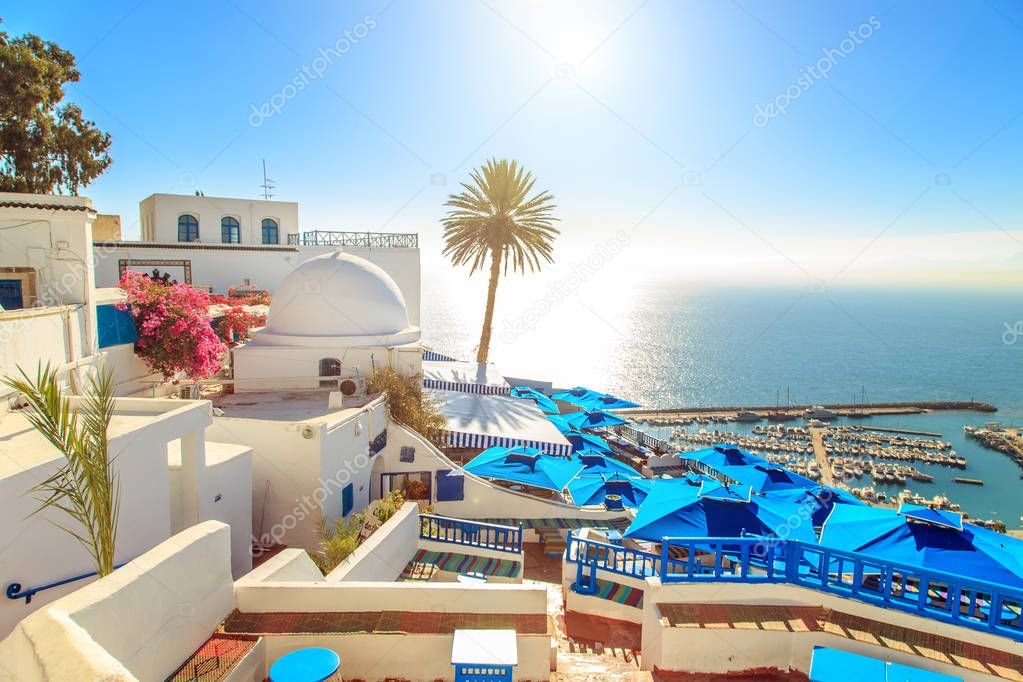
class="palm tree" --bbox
[443,158,559,363]
[2,364,120,577]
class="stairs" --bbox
[538,528,567,559]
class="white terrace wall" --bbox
[0,305,90,397]
[326,502,420,582]
[0,522,237,682]
[236,551,551,682]
[641,579,1017,681]
[0,398,210,637]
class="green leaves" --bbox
[2,363,121,577]
[442,158,559,276]
[0,24,112,194]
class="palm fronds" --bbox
[2,363,121,576]
[442,158,559,361]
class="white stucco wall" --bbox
[232,343,422,392]
[641,579,1019,681]
[204,399,386,553]
[0,399,212,637]
[325,502,421,582]
[169,440,254,578]
[0,522,236,682]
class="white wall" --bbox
[91,241,422,325]
[232,343,422,392]
[139,193,299,246]
[205,399,387,553]
[641,578,1019,681]
[169,440,254,578]
[0,522,236,682]
[326,502,420,582]
[0,399,212,637]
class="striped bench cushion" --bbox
[400,549,520,580]
[591,578,644,608]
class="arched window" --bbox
[319,358,341,387]
[221,216,240,244]
[261,218,279,245]
[177,214,199,242]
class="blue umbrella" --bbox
[570,450,642,478]
[684,444,769,470]
[625,479,818,543]
[510,386,559,414]
[765,485,863,526]
[551,387,640,410]
[819,504,1023,588]
[546,414,574,434]
[564,429,613,454]
[463,446,585,492]
[563,409,629,430]
[716,462,819,493]
[567,473,653,508]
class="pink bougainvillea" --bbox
[216,305,266,346]
[117,271,226,380]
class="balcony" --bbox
[286,230,418,248]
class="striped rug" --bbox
[400,549,521,580]
[468,517,632,531]
[591,578,644,608]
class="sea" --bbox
[421,273,1023,527]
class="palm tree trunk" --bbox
[476,250,502,363]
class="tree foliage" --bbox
[367,367,446,445]
[442,158,558,362]
[2,364,121,577]
[0,21,112,194]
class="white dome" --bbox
[251,251,419,347]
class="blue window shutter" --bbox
[97,305,137,348]
[435,470,464,502]
[341,484,354,516]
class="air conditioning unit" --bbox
[338,376,367,397]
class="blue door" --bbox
[0,279,23,310]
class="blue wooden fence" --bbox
[419,515,522,554]
[565,532,1023,642]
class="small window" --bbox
[319,358,341,387]
[221,216,240,244]
[261,218,279,245]
[341,484,354,517]
[178,214,199,242]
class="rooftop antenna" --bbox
[259,159,275,200]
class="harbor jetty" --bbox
[964,425,1023,470]
[616,400,996,425]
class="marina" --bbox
[634,410,1023,530]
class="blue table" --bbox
[269,647,340,682]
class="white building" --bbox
[231,251,421,391]
[92,193,422,325]
[138,193,299,246]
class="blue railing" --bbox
[6,562,130,604]
[419,514,522,554]
[565,532,1023,642]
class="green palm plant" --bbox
[443,158,559,363]
[2,364,120,576]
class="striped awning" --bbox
[423,360,511,395]
[431,389,572,457]
[423,348,459,362]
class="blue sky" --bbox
[6,0,1023,284]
